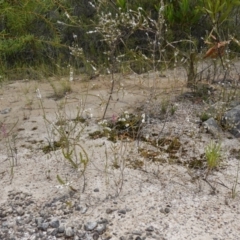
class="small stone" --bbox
[145,226,154,232]
[93,232,100,240]
[9,233,16,240]
[135,237,142,240]
[24,214,33,224]
[65,227,74,237]
[2,221,8,228]
[0,210,7,218]
[75,205,81,211]
[75,205,88,214]
[41,222,49,231]
[5,207,13,215]
[39,210,49,218]
[1,108,11,114]
[16,217,24,226]
[26,227,35,235]
[96,224,107,234]
[81,206,88,214]
[78,232,86,238]
[16,207,24,216]
[120,237,127,240]
[102,232,112,240]
[50,228,58,236]
[164,207,170,214]
[84,221,98,231]
[35,217,44,226]
[58,225,65,233]
[98,218,109,224]
[118,209,126,214]
[106,208,114,214]
[50,218,60,228]
[132,230,142,236]
[16,226,24,233]
[94,188,99,192]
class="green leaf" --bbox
[116,0,126,10]
[57,175,65,185]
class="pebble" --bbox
[96,223,107,234]
[84,221,98,231]
[41,222,50,231]
[118,209,127,214]
[146,226,154,232]
[160,207,170,214]
[106,208,115,214]
[0,108,11,114]
[132,230,142,235]
[65,226,74,237]
[50,218,60,228]
[58,225,65,233]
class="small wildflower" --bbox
[104,127,112,132]
[65,12,70,19]
[118,118,126,122]
[36,88,42,99]
[98,119,108,126]
[73,33,77,40]
[89,1,95,8]
[1,124,8,138]
[141,113,145,123]
[124,111,129,119]
[112,114,118,123]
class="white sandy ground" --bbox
[0,70,240,239]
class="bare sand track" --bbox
[0,69,240,239]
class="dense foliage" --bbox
[0,0,240,80]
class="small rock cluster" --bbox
[0,190,109,240]
[202,104,240,138]
[0,191,165,240]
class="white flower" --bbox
[98,119,108,126]
[118,118,126,122]
[87,30,97,34]
[125,123,129,127]
[141,113,145,123]
[65,12,70,19]
[124,111,129,119]
[36,88,42,99]
[104,127,112,132]
[89,1,95,8]
[91,64,96,71]
[57,20,66,25]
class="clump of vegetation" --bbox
[199,112,211,122]
[0,121,18,182]
[205,141,222,177]
[93,111,145,142]
[36,88,89,192]
[49,80,72,99]
[41,137,67,154]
